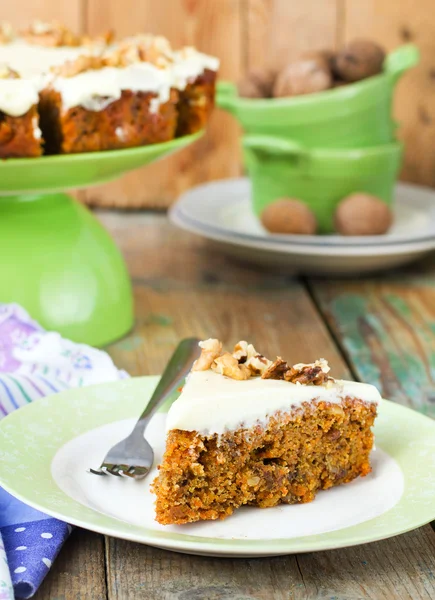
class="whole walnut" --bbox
[300,48,336,69]
[261,198,317,235]
[238,68,276,99]
[273,57,332,97]
[334,193,393,236]
[334,39,386,82]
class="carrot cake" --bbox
[152,339,380,525]
[0,22,219,157]
[0,65,42,158]
[39,53,177,154]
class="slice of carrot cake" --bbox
[152,339,380,525]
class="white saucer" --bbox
[169,179,435,275]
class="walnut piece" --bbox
[51,54,106,77]
[212,353,251,380]
[105,35,173,69]
[262,357,332,385]
[0,64,19,79]
[192,338,223,372]
[232,341,272,375]
[20,20,113,49]
[262,357,290,380]
[285,359,330,385]
[192,339,332,384]
[21,20,82,47]
[0,22,14,45]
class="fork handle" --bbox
[134,337,201,434]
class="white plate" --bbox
[170,179,435,274]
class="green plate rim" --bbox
[0,376,434,556]
[0,131,202,168]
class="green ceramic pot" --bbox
[217,45,419,148]
[243,135,403,234]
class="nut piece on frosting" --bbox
[232,341,272,376]
[212,353,251,380]
[105,35,173,69]
[50,54,107,77]
[192,339,331,385]
[262,358,331,385]
[0,64,19,79]
[192,338,223,372]
[20,20,82,47]
[0,22,14,45]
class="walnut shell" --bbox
[273,58,332,97]
[334,39,386,82]
[261,199,317,235]
[334,193,393,236]
[238,68,276,99]
[300,49,336,69]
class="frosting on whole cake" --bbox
[0,28,219,116]
[166,339,382,436]
[52,62,172,112]
[0,77,39,116]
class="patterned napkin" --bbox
[0,304,127,599]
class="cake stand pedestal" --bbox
[0,132,201,346]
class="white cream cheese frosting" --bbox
[0,78,39,116]
[52,62,172,112]
[0,37,219,116]
[0,41,85,79]
[166,369,381,436]
[171,47,220,90]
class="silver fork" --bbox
[89,337,200,479]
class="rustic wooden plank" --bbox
[100,211,351,378]
[84,0,242,209]
[105,526,435,600]
[98,212,435,600]
[308,265,435,417]
[343,0,435,187]
[33,529,107,600]
[1,0,82,32]
[295,526,435,600]
[246,0,339,72]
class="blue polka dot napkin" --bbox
[0,304,127,599]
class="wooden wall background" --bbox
[3,0,435,207]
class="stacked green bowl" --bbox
[217,44,419,234]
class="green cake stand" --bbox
[0,131,202,347]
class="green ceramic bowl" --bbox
[217,45,419,148]
[243,135,403,234]
[0,131,203,346]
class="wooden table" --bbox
[34,212,435,600]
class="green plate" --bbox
[0,376,434,557]
[0,132,202,192]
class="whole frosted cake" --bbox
[152,339,380,525]
[0,21,219,157]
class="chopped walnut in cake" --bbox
[0,22,14,45]
[0,64,19,79]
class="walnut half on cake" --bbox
[152,339,380,525]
